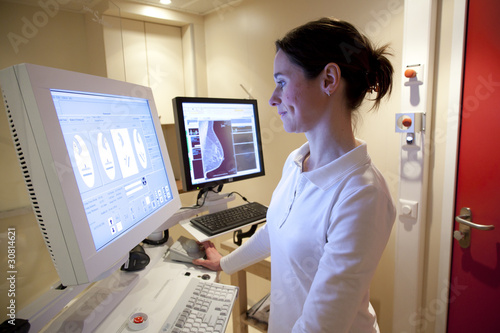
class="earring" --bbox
[326,91,331,97]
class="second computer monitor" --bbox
[172,97,265,192]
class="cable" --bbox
[225,191,249,203]
[142,229,169,246]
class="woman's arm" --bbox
[192,224,271,274]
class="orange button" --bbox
[404,69,417,78]
[402,116,412,127]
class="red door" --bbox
[447,0,500,331]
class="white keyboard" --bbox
[160,278,238,333]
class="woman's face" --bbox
[269,50,326,134]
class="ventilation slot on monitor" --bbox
[5,101,57,265]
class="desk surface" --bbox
[42,240,219,332]
[97,250,218,332]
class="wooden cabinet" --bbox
[221,239,270,333]
[103,16,185,124]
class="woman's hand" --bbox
[192,241,223,271]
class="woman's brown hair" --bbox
[275,18,393,111]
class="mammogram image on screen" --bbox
[198,120,237,179]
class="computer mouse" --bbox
[184,239,200,253]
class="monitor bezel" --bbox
[172,96,265,193]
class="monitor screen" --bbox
[0,64,181,286]
[172,97,265,192]
[51,89,174,251]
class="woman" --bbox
[194,17,396,333]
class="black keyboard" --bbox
[190,202,267,236]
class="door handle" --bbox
[453,207,495,248]
[455,207,495,230]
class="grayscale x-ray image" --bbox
[198,120,237,179]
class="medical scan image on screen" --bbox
[199,120,235,179]
[186,113,259,185]
[51,89,174,251]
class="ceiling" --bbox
[2,0,244,16]
[131,0,244,16]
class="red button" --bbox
[404,69,417,78]
[402,116,412,127]
[133,316,144,324]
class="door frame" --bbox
[435,0,468,331]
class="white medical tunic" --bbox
[221,141,396,333]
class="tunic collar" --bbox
[292,140,371,190]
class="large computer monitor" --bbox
[0,64,181,286]
[172,97,265,193]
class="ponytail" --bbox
[366,43,393,110]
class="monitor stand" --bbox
[162,190,238,241]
